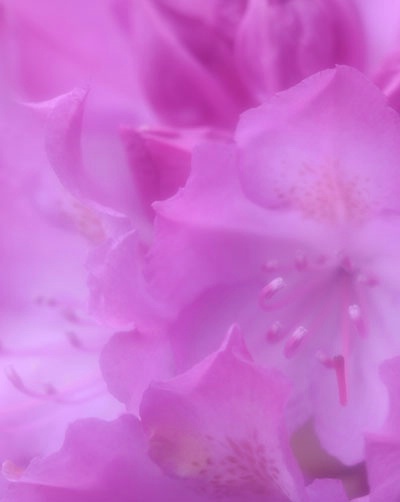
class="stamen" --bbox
[266,321,284,343]
[259,277,286,307]
[332,356,347,406]
[317,353,347,406]
[5,366,100,404]
[284,326,307,358]
[348,304,367,337]
[6,366,59,401]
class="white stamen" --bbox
[348,304,367,337]
[260,277,285,300]
[284,326,307,358]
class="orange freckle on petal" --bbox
[288,160,370,223]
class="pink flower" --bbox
[3,2,400,500]
[2,329,352,501]
[92,66,400,469]
[0,92,122,468]
[0,0,371,217]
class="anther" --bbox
[284,326,307,358]
[259,277,285,307]
[266,321,284,343]
[348,304,367,337]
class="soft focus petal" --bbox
[109,66,400,466]
[0,95,122,464]
[100,330,174,413]
[0,0,140,109]
[120,126,225,219]
[235,0,365,100]
[88,231,171,331]
[305,478,348,502]
[364,357,400,501]
[2,415,203,502]
[127,0,253,127]
[237,66,400,217]
[141,326,306,501]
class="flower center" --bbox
[285,161,372,224]
[259,250,379,405]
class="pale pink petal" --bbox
[127,0,253,127]
[2,416,202,501]
[306,478,348,502]
[0,96,121,465]
[235,0,365,100]
[100,330,174,414]
[365,436,400,502]
[140,326,306,501]
[0,0,139,106]
[108,67,400,467]
[88,231,171,331]
[236,66,400,217]
[44,88,143,220]
[120,126,201,217]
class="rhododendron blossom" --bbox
[91,66,400,469]
[3,1,400,501]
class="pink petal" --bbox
[2,415,201,501]
[235,0,365,100]
[236,66,400,218]
[127,0,253,127]
[100,330,174,413]
[140,326,305,500]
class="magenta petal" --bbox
[150,142,270,312]
[100,330,174,413]
[378,356,400,435]
[237,65,400,216]
[45,88,89,200]
[2,416,202,501]
[140,326,306,501]
[306,478,348,502]
[235,0,365,100]
[365,436,400,502]
[1,0,137,102]
[374,52,400,112]
[364,357,400,501]
[128,0,252,127]
[120,126,192,215]
[88,231,171,330]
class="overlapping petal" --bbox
[97,66,400,466]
